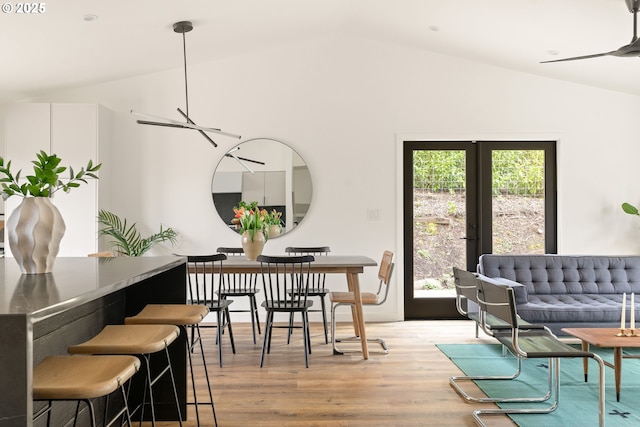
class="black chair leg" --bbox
[305,311,312,354]
[286,312,295,344]
[216,311,224,367]
[320,295,328,344]
[253,296,261,335]
[225,308,236,353]
[302,311,310,368]
[260,311,274,367]
[249,296,258,344]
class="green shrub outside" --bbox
[413,150,544,196]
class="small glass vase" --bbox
[241,230,266,261]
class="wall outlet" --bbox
[367,208,380,221]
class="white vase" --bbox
[6,197,66,274]
[267,224,281,239]
[241,230,266,261]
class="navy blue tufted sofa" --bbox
[477,254,640,335]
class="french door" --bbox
[403,140,556,319]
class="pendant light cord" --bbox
[182,29,189,119]
[132,20,241,142]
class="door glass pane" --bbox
[491,150,545,254]
[412,150,466,298]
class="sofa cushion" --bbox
[478,255,640,296]
[516,294,624,324]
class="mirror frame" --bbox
[211,138,312,238]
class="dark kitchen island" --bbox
[0,256,187,427]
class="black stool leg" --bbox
[163,347,183,427]
[194,323,218,426]
[184,324,201,426]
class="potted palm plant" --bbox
[97,210,178,256]
[0,150,101,274]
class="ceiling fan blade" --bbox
[543,2,640,64]
[540,52,612,64]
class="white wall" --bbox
[10,34,640,321]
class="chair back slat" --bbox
[187,254,227,306]
[374,251,394,304]
[285,246,329,290]
[258,255,315,309]
[217,247,259,294]
[379,250,394,283]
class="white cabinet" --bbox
[3,103,112,256]
[5,103,50,172]
[242,171,286,206]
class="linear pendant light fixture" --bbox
[131,21,241,147]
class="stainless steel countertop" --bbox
[0,256,186,321]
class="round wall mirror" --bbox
[211,138,312,237]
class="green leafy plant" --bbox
[0,150,101,199]
[622,202,640,217]
[97,210,178,257]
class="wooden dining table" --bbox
[207,255,378,359]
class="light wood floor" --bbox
[154,320,516,427]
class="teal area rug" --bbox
[438,343,640,427]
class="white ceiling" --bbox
[2,0,640,101]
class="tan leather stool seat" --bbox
[68,325,179,355]
[33,355,140,400]
[67,324,183,426]
[125,304,208,326]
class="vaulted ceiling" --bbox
[2,0,640,101]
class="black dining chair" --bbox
[216,247,262,344]
[285,246,331,344]
[257,254,315,367]
[187,254,236,367]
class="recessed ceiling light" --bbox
[428,25,440,32]
[83,14,98,22]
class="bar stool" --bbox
[67,324,182,427]
[125,304,218,427]
[33,355,140,427]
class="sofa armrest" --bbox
[477,275,529,304]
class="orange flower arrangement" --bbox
[233,201,267,242]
